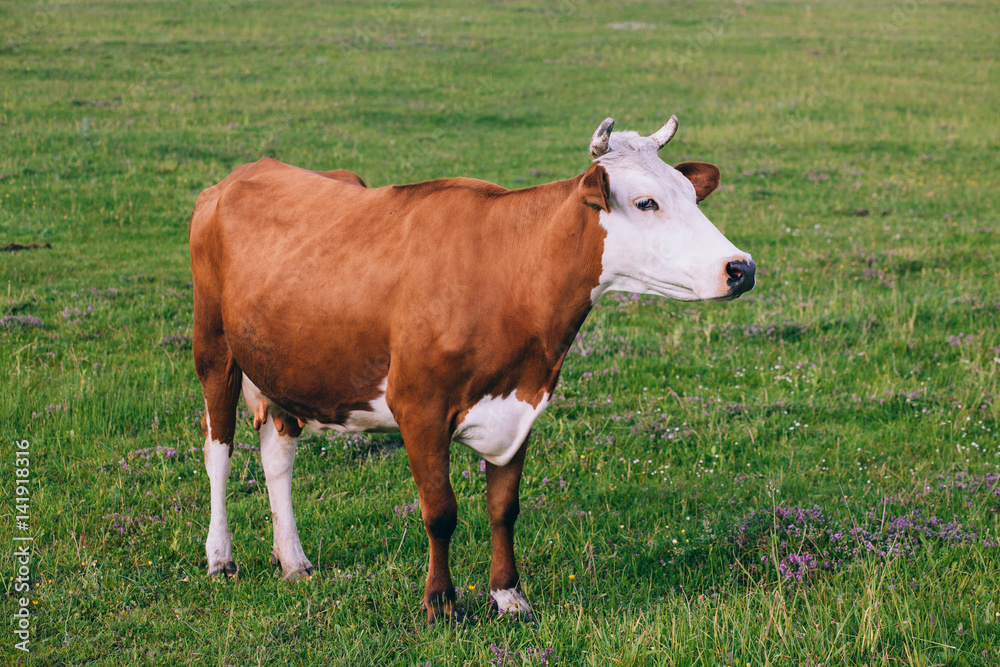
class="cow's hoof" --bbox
[270,551,313,580]
[422,598,461,624]
[208,561,238,580]
[281,562,314,581]
[492,588,535,619]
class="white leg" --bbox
[204,416,236,576]
[259,416,313,579]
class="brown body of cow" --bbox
[190,117,755,621]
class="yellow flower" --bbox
[568,574,575,580]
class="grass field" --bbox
[3,0,1000,664]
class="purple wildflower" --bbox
[394,498,420,517]
[159,334,192,349]
[1,314,44,328]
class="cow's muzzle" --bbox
[725,259,756,298]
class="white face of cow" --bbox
[585,117,755,303]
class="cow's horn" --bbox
[589,117,614,159]
[649,115,679,149]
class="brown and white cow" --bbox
[189,116,754,621]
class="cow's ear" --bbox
[675,162,720,203]
[579,162,611,212]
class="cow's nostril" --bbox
[725,259,756,296]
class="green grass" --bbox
[3,0,1000,664]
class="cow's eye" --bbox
[634,197,659,212]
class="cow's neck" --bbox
[504,174,606,375]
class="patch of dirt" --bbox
[2,242,52,253]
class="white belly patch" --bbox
[340,391,399,432]
[243,375,547,465]
[452,392,550,467]
[243,375,399,434]
[307,378,399,433]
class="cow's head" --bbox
[580,116,755,302]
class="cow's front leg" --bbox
[485,438,533,616]
[259,415,313,580]
[400,419,458,622]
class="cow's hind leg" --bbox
[243,379,313,579]
[195,339,242,578]
[485,438,534,617]
[259,415,313,579]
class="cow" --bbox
[189,115,755,622]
